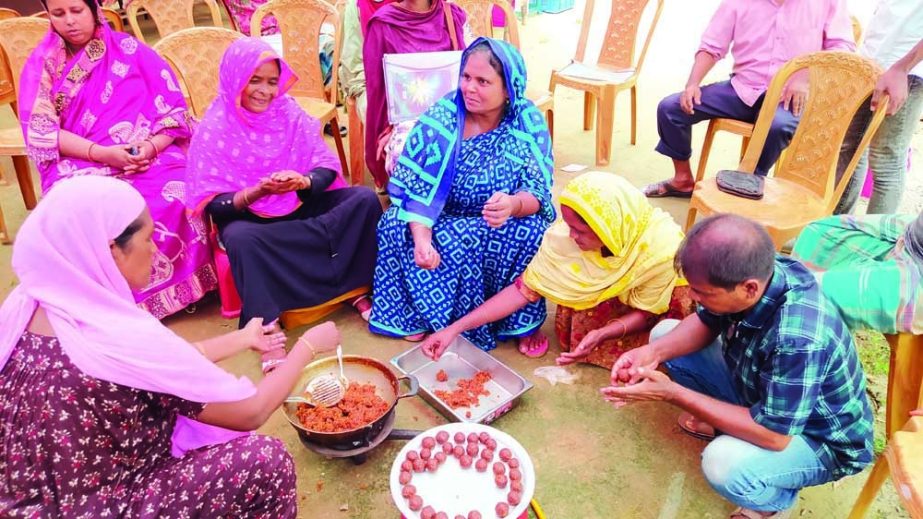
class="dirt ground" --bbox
[0,0,918,517]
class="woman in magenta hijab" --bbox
[363,0,467,189]
[0,175,341,516]
[187,38,381,368]
[18,0,215,319]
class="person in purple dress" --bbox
[18,0,216,318]
[0,175,341,516]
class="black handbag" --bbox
[716,170,764,200]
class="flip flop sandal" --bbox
[518,334,549,359]
[677,411,717,441]
[404,333,426,342]
[350,295,373,322]
[644,179,694,199]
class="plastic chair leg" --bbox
[885,333,923,438]
[583,91,595,131]
[847,455,891,519]
[13,155,36,210]
[696,120,718,183]
[594,87,615,166]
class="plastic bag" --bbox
[533,366,580,386]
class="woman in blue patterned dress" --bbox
[369,37,555,356]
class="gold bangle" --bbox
[241,189,251,206]
[87,142,97,161]
[607,318,627,339]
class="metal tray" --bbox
[390,337,533,424]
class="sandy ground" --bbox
[0,1,918,517]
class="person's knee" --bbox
[657,93,684,121]
[768,113,798,141]
[222,222,262,251]
[650,318,681,342]
[701,436,762,498]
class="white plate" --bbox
[389,423,535,518]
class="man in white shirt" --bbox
[834,0,923,214]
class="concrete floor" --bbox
[0,1,917,517]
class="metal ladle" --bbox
[284,345,349,407]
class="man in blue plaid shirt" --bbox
[603,214,873,519]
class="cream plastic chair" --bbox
[251,0,349,179]
[0,17,48,214]
[0,8,21,189]
[549,0,663,166]
[685,52,888,250]
[153,26,243,118]
[127,0,224,44]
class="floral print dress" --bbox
[0,331,297,518]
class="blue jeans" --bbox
[652,320,835,512]
[834,74,923,214]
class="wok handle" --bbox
[396,374,419,400]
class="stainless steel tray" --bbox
[390,336,533,424]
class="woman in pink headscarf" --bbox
[0,175,341,516]
[18,0,215,319]
[187,38,381,372]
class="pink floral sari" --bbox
[18,15,216,319]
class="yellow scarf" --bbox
[523,172,686,313]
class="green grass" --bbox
[854,330,891,455]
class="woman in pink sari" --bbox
[0,175,341,516]
[18,0,216,319]
[187,38,381,372]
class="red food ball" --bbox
[467,433,479,444]
[495,473,508,488]
[478,432,491,444]
[401,460,413,472]
[495,502,509,518]
[508,458,519,469]
[407,450,419,461]
[485,438,497,450]
[401,484,416,498]
[435,451,447,463]
[434,513,448,519]
[468,512,482,519]
[421,506,436,519]
[413,459,426,473]
[475,458,489,472]
[426,458,439,472]
[499,448,513,461]
[493,462,506,475]
[453,445,465,458]
[466,443,479,457]
[508,491,522,506]
[436,431,450,444]
[407,496,422,512]
[454,432,466,443]
[399,471,412,485]
[459,454,473,468]
[422,437,436,449]
[510,480,523,493]
[441,442,454,454]
[509,468,521,481]
[480,449,494,461]
[420,448,432,460]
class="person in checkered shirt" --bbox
[603,214,873,519]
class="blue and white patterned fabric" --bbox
[369,37,555,351]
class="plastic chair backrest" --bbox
[251,0,340,102]
[34,7,125,32]
[451,0,519,49]
[0,8,21,21]
[574,0,662,74]
[153,26,243,118]
[739,51,886,212]
[0,17,49,95]
[127,0,223,44]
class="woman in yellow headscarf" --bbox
[421,171,695,368]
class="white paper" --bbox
[560,163,588,173]
[559,61,635,84]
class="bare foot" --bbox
[517,331,549,358]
